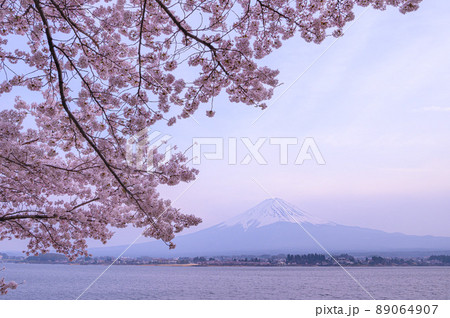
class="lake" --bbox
[1,264,449,300]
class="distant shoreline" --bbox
[3,252,450,267]
[4,262,450,268]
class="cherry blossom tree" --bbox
[0,267,18,295]
[0,0,422,294]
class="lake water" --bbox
[1,264,449,300]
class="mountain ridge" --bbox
[89,198,450,257]
[220,198,331,230]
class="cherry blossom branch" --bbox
[0,267,18,295]
[33,0,161,232]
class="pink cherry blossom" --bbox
[0,267,17,295]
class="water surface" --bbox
[1,263,449,300]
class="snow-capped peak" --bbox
[222,198,329,230]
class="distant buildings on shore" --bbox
[1,252,450,267]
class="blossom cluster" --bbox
[0,268,17,295]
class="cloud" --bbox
[421,106,450,112]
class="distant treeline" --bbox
[286,253,326,265]
[2,252,450,266]
[285,253,450,266]
[429,255,450,263]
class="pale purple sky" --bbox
[2,1,450,251]
[155,1,450,238]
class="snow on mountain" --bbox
[222,198,330,230]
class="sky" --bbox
[2,1,450,251]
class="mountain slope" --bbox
[222,198,330,229]
[90,198,450,257]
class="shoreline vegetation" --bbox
[1,252,450,267]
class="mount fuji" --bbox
[90,198,450,257]
[222,198,330,229]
